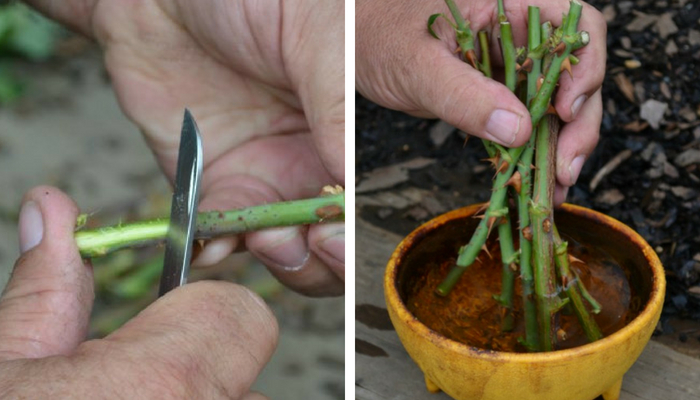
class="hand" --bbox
[0,187,277,399]
[356,0,606,204]
[26,0,345,296]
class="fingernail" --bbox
[555,186,570,206]
[485,109,521,145]
[568,155,586,185]
[258,227,309,271]
[571,95,587,118]
[318,228,344,264]
[19,201,43,254]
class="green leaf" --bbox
[0,65,22,104]
[427,14,443,39]
[427,13,456,39]
[0,3,60,60]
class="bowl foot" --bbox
[424,373,441,393]
[599,378,623,400]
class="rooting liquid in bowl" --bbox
[400,217,643,352]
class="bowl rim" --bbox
[384,203,666,362]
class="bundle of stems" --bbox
[429,0,601,352]
[75,187,344,258]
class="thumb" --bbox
[0,186,94,361]
[414,50,531,147]
[287,1,345,185]
[75,282,278,398]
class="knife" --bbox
[158,109,203,297]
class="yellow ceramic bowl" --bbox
[385,204,665,400]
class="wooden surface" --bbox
[355,215,700,400]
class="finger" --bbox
[189,188,246,268]
[305,84,345,185]
[191,237,238,269]
[0,186,94,361]
[296,33,345,185]
[554,184,569,206]
[285,1,345,184]
[23,0,97,37]
[241,392,270,400]
[191,174,291,268]
[308,223,344,282]
[555,88,602,189]
[77,282,278,398]
[412,46,532,147]
[246,227,344,297]
[195,175,344,296]
[530,0,607,122]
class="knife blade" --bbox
[158,109,203,296]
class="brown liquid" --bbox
[405,235,636,352]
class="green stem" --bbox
[443,0,476,64]
[499,21,517,92]
[491,2,517,330]
[530,115,558,351]
[497,0,506,20]
[445,0,468,30]
[575,270,602,312]
[437,153,517,295]
[517,5,542,351]
[529,1,584,125]
[478,31,492,78]
[494,212,516,331]
[552,226,603,342]
[527,7,542,106]
[76,193,345,258]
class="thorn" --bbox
[473,214,486,220]
[545,104,558,116]
[454,47,461,54]
[476,256,483,264]
[568,254,585,265]
[536,75,545,91]
[494,160,510,177]
[463,134,470,148]
[505,171,522,194]
[465,49,478,69]
[522,226,533,241]
[482,154,501,169]
[517,57,533,73]
[509,262,518,272]
[481,244,493,259]
[552,41,566,56]
[561,274,569,287]
[474,201,490,216]
[320,185,344,196]
[486,216,498,237]
[560,56,573,79]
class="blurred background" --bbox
[0,3,343,398]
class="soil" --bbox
[356,0,700,357]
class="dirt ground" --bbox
[0,39,343,399]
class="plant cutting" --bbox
[428,0,597,352]
[74,185,344,258]
[383,1,666,399]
